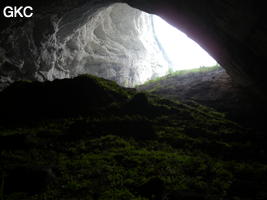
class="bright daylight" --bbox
[153,15,217,71]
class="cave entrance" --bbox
[60,3,218,88]
[0,3,219,90]
[152,15,217,72]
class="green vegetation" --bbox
[140,64,221,87]
[0,74,266,200]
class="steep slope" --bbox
[0,74,267,200]
[138,67,267,131]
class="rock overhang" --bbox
[1,2,170,87]
[1,0,267,94]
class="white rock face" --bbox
[0,3,169,87]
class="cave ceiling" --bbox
[0,0,266,93]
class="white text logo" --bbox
[3,6,33,18]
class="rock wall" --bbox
[127,0,267,94]
[1,0,267,94]
[0,3,168,88]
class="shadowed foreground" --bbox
[0,75,267,200]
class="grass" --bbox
[0,73,266,200]
[139,64,221,87]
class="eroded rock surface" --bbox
[1,0,267,93]
[0,3,168,88]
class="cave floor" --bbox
[0,74,267,200]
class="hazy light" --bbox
[153,15,217,71]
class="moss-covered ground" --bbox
[139,65,221,88]
[0,75,266,200]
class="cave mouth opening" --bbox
[152,15,217,72]
[55,3,219,88]
[0,3,219,91]
[75,2,218,87]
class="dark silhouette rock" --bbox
[0,134,35,150]
[138,177,165,200]
[0,75,128,124]
[4,166,55,195]
[125,93,150,115]
[167,190,205,200]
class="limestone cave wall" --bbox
[0,3,168,88]
[0,0,267,93]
